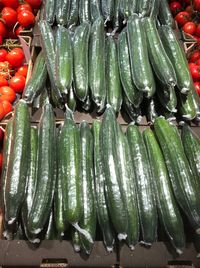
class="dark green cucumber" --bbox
[82,95,92,112]
[44,211,57,240]
[73,23,90,101]
[150,0,161,19]
[118,29,143,108]
[143,18,177,88]
[79,0,91,23]
[56,0,70,26]
[89,16,106,113]
[181,124,200,185]
[113,0,120,30]
[127,14,155,97]
[59,109,83,228]
[116,124,139,249]
[101,0,115,23]
[55,26,73,98]
[67,0,79,27]
[39,20,62,102]
[27,100,55,234]
[119,0,137,23]
[146,98,158,123]
[23,51,47,104]
[106,36,122,113]
[123,94,142,124]
[90,0,101,22]
[4,100,30,225]
[43,0,56,25]
[0,121,13,212]
[92,120,115,252]
[154,117,200,234]
[71,228,81,252]
[137,0,152,17]
[177,91,197,121]
[67,85,77,112]
[143,128,185,254]
[159,25,192,94]
[127,124,157,245]
[158,0,175,28]
[79,121,96,255]
[100,106,128,239]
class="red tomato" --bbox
[189,64,200,81]
[0,128,4,141]
[0,86,16,103]
[183,22,196,35]
[0,103,5,120]
[0,36,3,46]
[25,0,42,9]
[15,25,24,36]
[1,0,19,9]
[17,4,32,13]
[6,48,25,67]
[16,65,28,77]
[0,49,7,62]
[2,7,18,28]
[0,61,12,79]
[17,10,35,28]
[194,81,200,96]
[189,51,200,62]
[185,5,193,14]
[175,11,190,27]
[169,2,182,15]
[195,59,200,66]
[0,22,6,38]
[10,74,26,93]
[193,0,200,11]
[195,24,200,37]
[0,76,8,87]
[1,100,12,115]
[0,153,3,170]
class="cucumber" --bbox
[177,91,197,121]
[73,23,90,101]
[122,94,142,124]
[92,120,115,252]
[90,0,101,22]
[101,0,115,23]
[44,211,57,240]
[106,36,122,113]
[27,100,56,235]
[23,51,47,104]
[67,85,77,112]
[67,0,79,27]
[119,0,137,23]
[116,124,139,249]
[143,18,177,88]
[113,0,120,30]
[71,228,81,252]
[56,0,70,26]
[181,124,200,185]
[127,124,157,245]
[146,98,158,123]
[55,26,73,99]
[150,0,160,19]
[158,0,175,28]
[137,0,152,17]
[100,106,128,239]
[154,117,200,234]
[79,0,91,23]
[127,14,155,97]
[82,95,92,112]
[89,16,106,113]
[4,100,30,225]
[143,128,185,254]
[79,121,96,255]
[159,25,192,94]
[43,0,56,25]
[118,28,143,108]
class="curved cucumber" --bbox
[143,128,185,254]
[158,0,175,28]
[127,124,157,245]
[67,0,79,27]
[72,228,81,252]
[106,36,122,113]
[79,0,91,23]
[89,16,106,113]
[43,0,56,25]
[56,0,70,26]
[67,85,77,112]
[177,91,197,121]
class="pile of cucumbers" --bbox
[1,100,200,256]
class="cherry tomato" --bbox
[195,24,200,37]
[0,86,16,103]
[17,10,35,28]
[1,0,19,9]
[2,7,17,28]
[1,100,12,115]
[0,128,4,141]
[25,0,42,9]
[169,2,182,16]
[16,65,28,77]
[195,59,200,66]
[0,76,8,87]
[0,61,12,79]
[6,48,25,67]
[0,21,6,38]
[0,103,5,121]
[189,51,200,62]
[193,0,200,11]
[10,74,26,93]
[175,11,190,27]
[194,81,200,96]
[15,25,24,36]
[17,4,32,13]
[183,22,196,35]
[189,64,200,81]
[185,5,193,14]
[0,36,3,46]
[0,49,7,62]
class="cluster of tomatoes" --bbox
[0,47,27,120]
[0,0,41,44]
[188,50,200,96]
[169,0,200,42]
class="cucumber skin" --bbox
[143,128,185,253]
[137,0,152,17]
[127,124,157,245]
[158,0,175,28]
[79,121,96,255]
[79,0,91,24]
[43,0,56,25]
[100,0,115,22]
[4,100,30,225]
[90,0,101,22]
[56,0,70,26]
[154,117,200,233]
[177,91,197,121]
[67,0,79,27]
